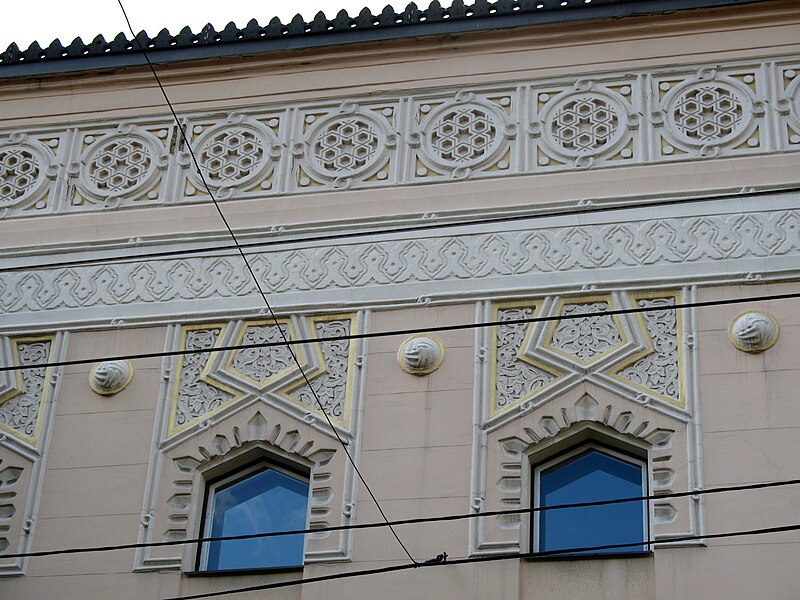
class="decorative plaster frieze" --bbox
[136,314,366,570]
[0,333,67,577]
[0,56,797,218]
[1,194,798,330]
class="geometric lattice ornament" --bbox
[167,314,357,436]
[0,335,57,446]
[185,113,281,199]
[533,79,638,170]
[296,101,399,191]
[411,89,516,180]
[654,68,765,159]
[776,63,800,149]
[0,132,63,217]
[490,291,685,421]
[69,123,170,208]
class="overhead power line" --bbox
[3,476,798,560]
[161,523,800,600]
[2,185,797,274]
[114,0,416,565]
[2,290,798,374]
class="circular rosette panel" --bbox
[0,142,47,208]
[664,79,753,148]
[192,121,277,190]
[540,91,628,159]
[420,100,507,171]
[80,133,159,198]
[305,111,389,181]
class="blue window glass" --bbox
[201,464,309,571]
[536,448,646,555]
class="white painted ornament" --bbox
[397,336,445,375]
[89,360,134,395]
[729,311,779,353]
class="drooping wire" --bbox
[161,523,800,600]
[2,290,798,373]
[2,184,798,274]
[2,476,798,560]
[115,0,416,565]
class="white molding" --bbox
[1,191,798,331]
[0,54,797,219]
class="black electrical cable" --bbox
[2,290,798,373]
[162,523,800,600]
[2,185,797,274]
[115,0,416,565]
[3,476,798,560]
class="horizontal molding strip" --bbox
[0,53,798,219]
[0,191,797,331]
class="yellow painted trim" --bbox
[167,323,243,437]
[542,294,628,366]
[0,335,56,446]
[277,313,357,429]
[606,290,685,408]
[489,299,564,418]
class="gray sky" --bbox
[3,0,453,51]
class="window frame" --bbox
[525,432,653,558]
[194,455,311,574]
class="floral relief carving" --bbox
[490,291,685,419]
[286,319,351,420]
[172,328,236,431]
[494,307,556,412]
[617,297,679,401]
[549,301,622,363]
[229,323,295,383]
[168,315,358,435]
[0,341,51,442]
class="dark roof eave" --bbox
[0,0,771,80]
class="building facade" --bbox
[1,0,799,598]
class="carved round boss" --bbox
[89,360,134,395]
[728,311,779,353]
[397,335,445,375]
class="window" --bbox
[198,461,310,572]
[532,444,648,556]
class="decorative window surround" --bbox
[0,55,797,219]
[0,190,798,332]
[469,288,702,556]
[135,313,368,571]
[0,333,67,577]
